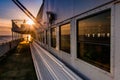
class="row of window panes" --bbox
[50,24,71,53]
[39,9,110,72]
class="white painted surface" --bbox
[43,0,114,24]
[30,41,83,80]
[36,0,120,80]
[114,2,120,80]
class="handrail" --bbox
[30,41,83,80]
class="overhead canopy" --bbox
[12,20,33,34]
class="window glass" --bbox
[46,30,49,44]
[51,27,57,48]
[77,10,110,72]
[42,32,45,43]
[39,33,42,42]
[60,23,70,53]
[39,34,40,41]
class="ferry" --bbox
[10,0,120,80]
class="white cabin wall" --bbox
[42,0,48,25]
[37,0,120,80]
[42,0,114,25]
[74,0,113,15]
[53,0,74,23]
[114,2,120,80]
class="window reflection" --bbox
[77,10,110,72]
[39,33,42,42]
[42,32,45,43]
[60,23,70,53]
[46,30,49,44]
[51,27,56,48]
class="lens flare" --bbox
[26,19,34,25]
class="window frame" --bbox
[59,22,71,54]
[76,9,111,72]
[51,27,57,48]
[46,29,49,45]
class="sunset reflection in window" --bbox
[77,10,111,72]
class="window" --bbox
[38,33,41,42]
[46,30,49,44]
[60,23,70,53]
[77,10,110,72]
[39,33,42,42]
[42,32,45,43]
[51,27,57,48]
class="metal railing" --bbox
[30,41,83,80]
[0,39,22,57]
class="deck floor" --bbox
[0,41,37,80]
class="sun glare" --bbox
[28,34,31,41]
[26,19,34,25]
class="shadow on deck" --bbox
[0,41,37,80]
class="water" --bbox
[0,35,12,44]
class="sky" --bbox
[0,0,42,35]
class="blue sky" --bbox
[0,0,42,35]
[0,0,42,19]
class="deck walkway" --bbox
[0,41,83,80]
[31,41,83,80]
[0,41,37,80]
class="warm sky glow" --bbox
[0,19,12,36]
[0,0,42,36]
[0,19,11,27]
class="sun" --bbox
[26,19,34,25]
